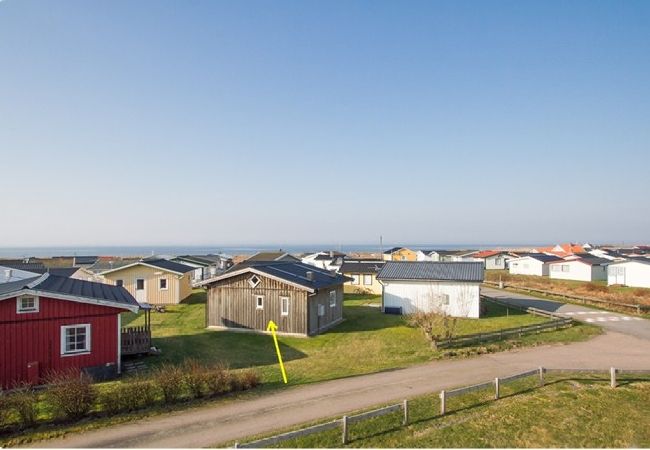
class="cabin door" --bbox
[610,267,625,285]
[135,278,147,303]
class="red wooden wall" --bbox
[0,296,124,389]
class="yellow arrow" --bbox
[266,320,288,384]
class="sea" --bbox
[0,244,527,259]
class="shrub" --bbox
[45,370,96,421]
[8,384,38,429]
[98,378,159,414]
[633,288,650,298]
[153,364,186,403]
[0,394,13,428]
[234,370,261,391]
[183,359,209,399]
[205,364,231,396]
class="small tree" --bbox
[405,310,458,349]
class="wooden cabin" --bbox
[0,274,143,388]
[199,261,350,336]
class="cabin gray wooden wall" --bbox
[307,286,344,335]
[206,272,309,335]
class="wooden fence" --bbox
[235,367,650,448]
[121,326,152,356]
[435,297,573,349]
[483,280,650,314]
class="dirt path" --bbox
[31,331,650,448]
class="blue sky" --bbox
[1,0,648,247]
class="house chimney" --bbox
[306,271,314,281]
[330,250,334,258]
[5,269,12,279]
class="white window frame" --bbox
[159,278,169,290]
[329,290,336,308]
[561,265,570,273]
[255,295,264,310]
[351,274,360,285]
[16,295,39,314]
[60,324,91,356]
[363,274,372,286]
[249,275,261,288]
[439,293,450,305]
[280,296,289,316]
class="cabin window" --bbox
[249,275,261,288]
[280,296,289,316]
[400,255,406,261]
[136,279,145,290]
[440,294,450,305]
[551,265,559,272]
[495,258,502,265]
[159,278,168,290]
[363,274,372,285]
[17,295,39,314]
[561,265,570,272]
[61,324,91,355]
[318,304,325,316]
[116,279,124,287]
[351,275,360,285]
[255,295,264,310]
[329,291,336,307]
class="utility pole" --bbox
[380,235,383,259]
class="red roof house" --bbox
[0,274,141,389]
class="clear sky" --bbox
[1,0,648,247]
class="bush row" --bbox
[0,360,261,431]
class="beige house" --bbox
[100,259,194,305]
[340,260,385,295]
[382,247,418,262]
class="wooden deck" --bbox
[121,325,152,355]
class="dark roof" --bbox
[564,257,611,266]
[610,258,650,266]
[87,259,136,273]
[383,247,405,254]
[524,254,565,263]
[313,252,346,261]
[0,275,140,311]
[204,261,349,291]
[44,267,80,277]
[140,259,195,273]
[175,255,231,266]
[246,252,299,262]
[0,262,47,272]
[340,261,385,274]
[73,256,99,265]
[377,262,484,282]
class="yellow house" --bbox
[340,260,385,295]
[382,247,417,262]
[100,259,194,305]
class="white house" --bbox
[301,251,346,271]
[509,254,563,276]
[607,259,650,288]
[376,262,483,318]
[416,250,439,261]
[549,257,609,282]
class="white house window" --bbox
[255,295,264,310]
[249,275,261,288]
[439,293,450,305]
[329,291,336,307]
[551,265,560,272]
[512,263,518,268]
[363,274,372,285]
[561,265,570,272]
[159,278,168,290]
[17,295,39,314]
[318,304,325,316]
[351,275,360,285]
[400,255,406,261]
[495,258,502,265]
[61,324,91,355]
[116,279,124,287]
[280,296,289,316]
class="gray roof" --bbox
[340,260,385,274]
[73,256,99,265]
[555,257,611,266]
[525,254,564,263]
[174,255,232,266]
[0,274,140,310]
[143,259,194,273]
[383,247,405,254]
[246,252,300,262]
[204,261,350,292]
[377,262,484,282]
[87,259,136,273]
[0,262,47,272]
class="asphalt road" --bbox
[481,286,650,341]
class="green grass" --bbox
[243,375,650,448]
[1,291,600,446]
[121,290,598,387]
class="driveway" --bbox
[32,330,650,448]
[481,286,650,341]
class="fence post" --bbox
[342,415,349,444]
[234,442,239,448]
[403,399,409,426]
[439,390,446,415]
[538,367,545,387]
[610,367,617,388]
[494,377,500,400]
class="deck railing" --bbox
[121,326,152,355]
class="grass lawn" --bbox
[122,290,599,388]
[246,374,650,448]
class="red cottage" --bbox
[0,273,141,389]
